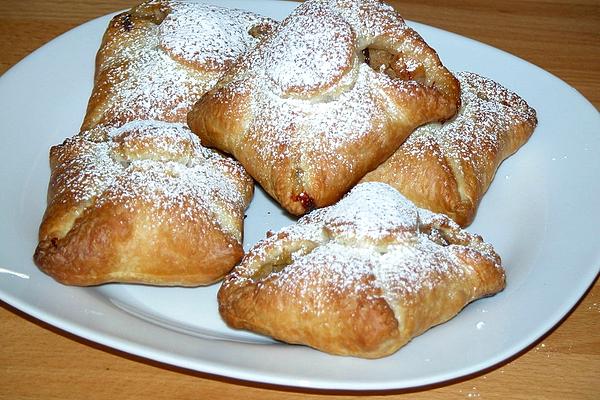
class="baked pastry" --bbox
[361,71,537,226]
[34,120,253,286]
[218,182,505,358]
[188,0,460,215]
[81,0,275,130]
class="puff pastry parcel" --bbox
[218,182,505,358]
[362,72,537,226]
[188,0,460,215]
[82,0,275,130]
[34,121,253,286]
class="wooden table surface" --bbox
[1,1,598,399]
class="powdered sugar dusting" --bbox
[240,0,410,158]
[199,0,458,215]
[84,0,274,128]
[319,179,418,241]
[50,120,251,241]
[375,235,466,304]
[159,1,274,71]
[262,11,354,95]
[403,71,537,174]
[250,64,388,173]
[239,182,502,301]
[50,140,121,208]
[272,243,377,316]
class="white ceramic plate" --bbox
[0,0,598,391]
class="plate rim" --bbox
[0,0,599,391]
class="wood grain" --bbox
[0,1,598,399]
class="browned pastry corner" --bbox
[81,0,275,130]
[218,182,505,358]
[361,71,537,226]
[34,121,253,286]
[188,0,460,216]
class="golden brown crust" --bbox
[218,182,505,358]
[34,1,276,285]
[82,0,275,130]
[188,0,460,216]
[361,71,538,226]
[34,121,253,286]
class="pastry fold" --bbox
[33,1,274,285]
[361,72,537,226]
[34,121,253,286]
[82,0,275,130]
[188,0,460,215]
[218,182,505,358]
